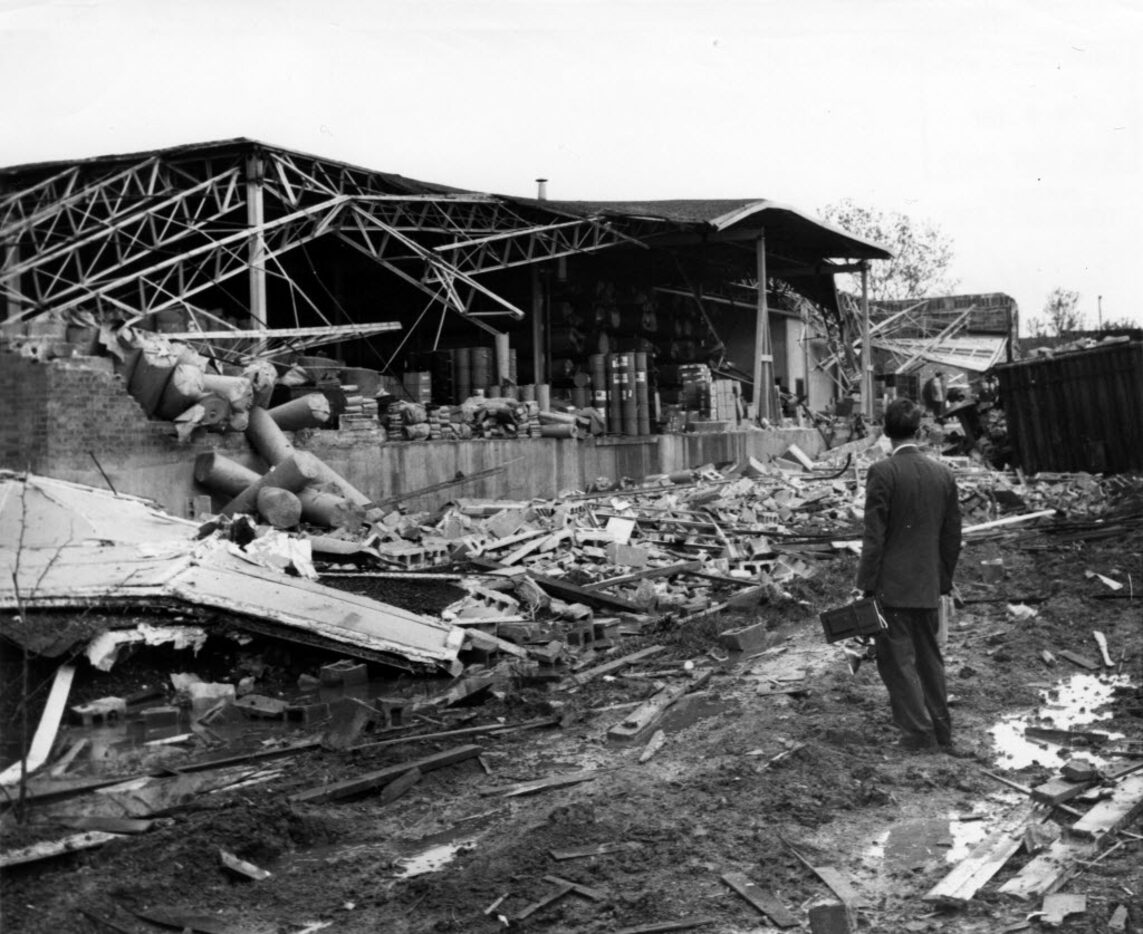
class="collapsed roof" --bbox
[0,472,463,670]
[1,138,890,351]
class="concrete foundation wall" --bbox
[0,353,826,517]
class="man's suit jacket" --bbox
[856,446,961,609]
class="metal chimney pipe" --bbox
[535,178,548,200]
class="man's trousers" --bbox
[874,606,951,747]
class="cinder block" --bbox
[141,705,181,739]
[320,659,369,686]
[286,701,330,724]
[808,902,855,934]
[718,621,775,654]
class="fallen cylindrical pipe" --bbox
[247,405,296,465]
[540,423,578,439]
[202,373,254,413]
[221,451,323,517]
[243,360,279,409]
[156,363,206,421]
[246,406,372,507]
[194,452,366,530]
[268,393,331,431]
[256,486,302,529]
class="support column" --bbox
[494,331,510,384]
[531,266,545,383]
[860,262,873,419]
[246,152,267,331]
[752,233,774,424]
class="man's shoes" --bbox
[938,742,976,760]
[896,734,937,751]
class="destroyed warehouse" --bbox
[1,140,1142,934]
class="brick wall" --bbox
[0,352,243,513]
[0,353,171,474]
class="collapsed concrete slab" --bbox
[0,472,463,671]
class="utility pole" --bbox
[1097,294,1103,329]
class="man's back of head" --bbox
[884,398,922,441]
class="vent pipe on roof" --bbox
[535,178,548,200]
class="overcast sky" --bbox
[2,0,1140,331]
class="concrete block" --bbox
[605,542,651,567]
[718,621,775,654]
[141,705,180,739]
[320,660,368,686]
[233,694,289,719]
[809,902,855,934]
[286,701,330,724]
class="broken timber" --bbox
[923,800,1047,905]
[289,744,481,804]
[608,669,713,744]
[613,920,716,934]
[496,770,599,798]
[0,663,76,785]
[721,871,797,928]
[568,645,665,687]
[0,830,123,868]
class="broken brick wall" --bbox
[0,352,254,515]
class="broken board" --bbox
[924,801,1045,905]
[289,744,481,804]
[721,871,797,928]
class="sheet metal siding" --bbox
[997,342,1143,473]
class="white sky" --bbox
[2,0,1140,331]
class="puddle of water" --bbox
[863,813,990,871]
[394,839,478,878]
[990,673,1129,770]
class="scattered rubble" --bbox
[1,440,1141,934]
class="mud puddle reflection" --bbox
[990,672,1130,770]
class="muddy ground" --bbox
[2,523,1142,934]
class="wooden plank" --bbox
[569,645,665,687]
[49,737,90,778]
[378,767,421,805]
[721,871,797,928]
[289,744,481,804]
[1092,630,1113,667]
[60,817,154,835]
[998,835,1096,900]
[0,830,122,868]
[585,561,703,591]
[349,716,557,752]
[811,866,870,909]
[549,841,642,861]
[613,919,716,934]
[0,663,77,785]
[923,801,1044,904]
[499,770,598,798]
[515,881,575,920]
[220,847,271,881]
[608,670,713,745]
[1057,650,1100,671]
[1070,772,1143,840]
[543,874,607,901]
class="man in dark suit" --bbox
[857,398,962,751]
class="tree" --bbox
[1030,287,1083,336]
[819,200,958,301]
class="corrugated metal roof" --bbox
[535,197,891,260]
[1,140,890,260]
